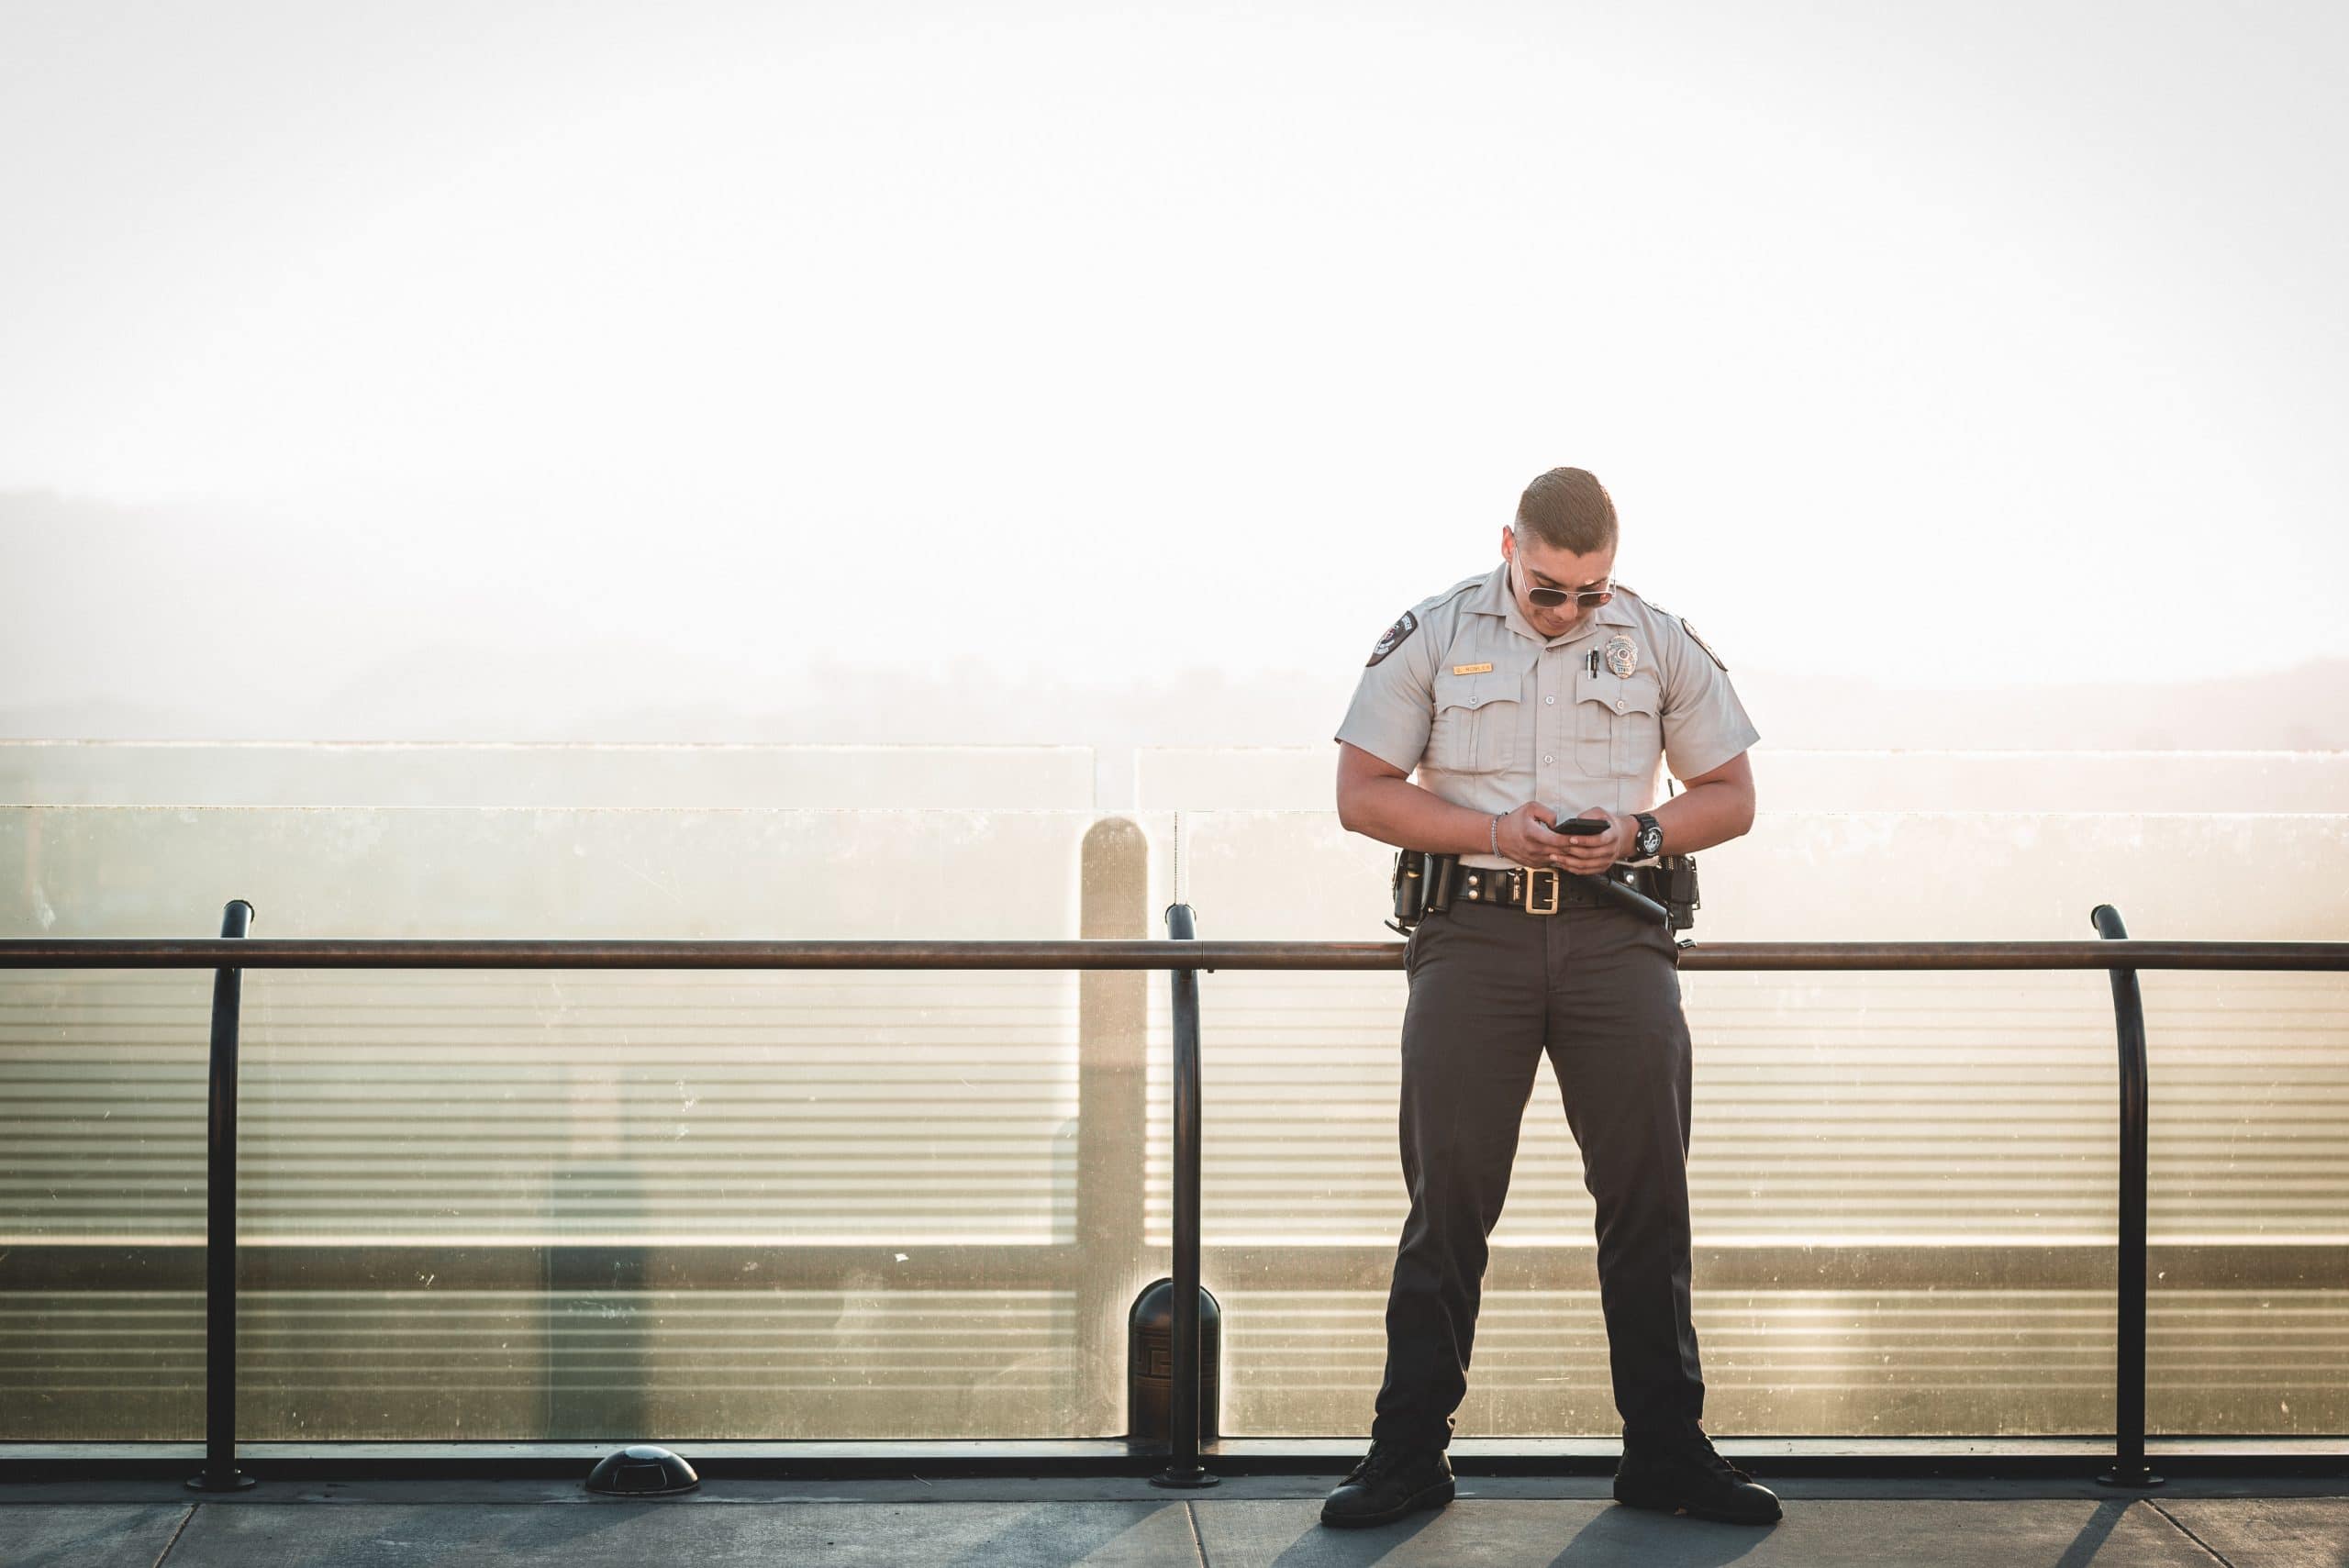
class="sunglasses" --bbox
[1509,535,1613,609]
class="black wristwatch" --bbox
[1631,812,1664,861]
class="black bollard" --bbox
[1128,1278,1222,1452]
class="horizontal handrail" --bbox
[4,938,2344,970]
[9,916,2347,1494]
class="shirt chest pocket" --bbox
[1429,669,1522,775]
[1574,669,1664,779]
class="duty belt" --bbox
[1453,863,1653,916]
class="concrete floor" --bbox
[3,1478,2345,1566]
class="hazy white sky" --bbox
[3,0,2344,728]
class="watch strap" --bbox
[1632,811,1664,859]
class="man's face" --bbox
[1500,525,1616,639]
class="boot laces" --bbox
[1685,1432,1753,1484]
[1344,1442,1405,1485]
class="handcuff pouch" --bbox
[1387,851,1462,934]
[1657,854,1701,932]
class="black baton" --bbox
[1575,872,1670,927]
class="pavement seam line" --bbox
[2145,1499,2238,1568]
[150,1502,198,1568]
[1184,1499,1210,1567]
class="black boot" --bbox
[1612,1431,1781,1525]
[1319,1441,1455,1529]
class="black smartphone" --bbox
[1548,817,1609,836]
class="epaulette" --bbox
[1419,573,1487,615]
[1622,584,1729,670]
[1679,617,1728,670]
[1367,574,1488,667]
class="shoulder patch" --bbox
[1366,610,1419,666]
[1680,617,1727,671]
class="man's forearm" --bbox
[1337,774,1495,856]
[1648,778,1755,856]
[1341,770,1756,861]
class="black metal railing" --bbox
[2093,904,2154,1488]
[1160,902,1212,1489]
[5,911,2345,1493]
[194,900,256,1493]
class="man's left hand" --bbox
[1549,808,1633,875]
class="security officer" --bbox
[1319,467,1778,1529]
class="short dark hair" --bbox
[1515,467,1618,554]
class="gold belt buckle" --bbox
[1523,867,1562,916]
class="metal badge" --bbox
[1604,635,1639,678]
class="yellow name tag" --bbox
[1451,662,1494,675]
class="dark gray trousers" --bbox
[1369,895,1704,1450]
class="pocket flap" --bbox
[1576,668,1661,717]
[1433,658,1528,712]
[1433,679,1510,712]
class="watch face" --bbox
[1638,825,1663,855]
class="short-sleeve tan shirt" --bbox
[1335,563,1760,869]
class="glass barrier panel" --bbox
[2142,970,2349,1437]
[1153,808,2349,1440]
[0,969,209,1440]
[1,805,1141,1441]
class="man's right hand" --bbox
[1494,802,1569,868]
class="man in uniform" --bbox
[1318,466,1779,1529]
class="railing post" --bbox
[1077,818,1151,1436]
[1151,903,1218,1489]
[188,900,258,1493]
[2092,905,2162,1490]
